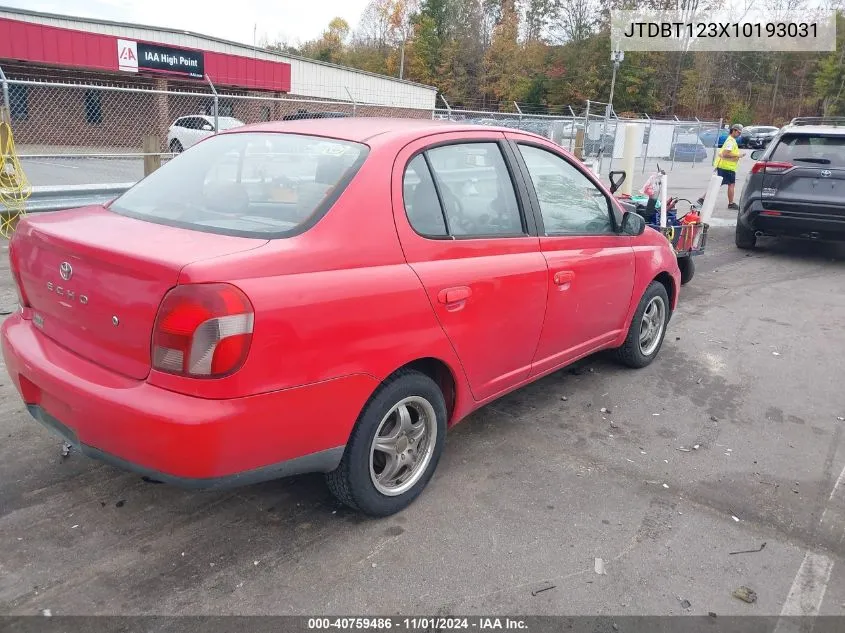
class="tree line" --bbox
[264,0,845,124]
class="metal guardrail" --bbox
[14,183,134,213]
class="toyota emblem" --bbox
[59,262,73,281]
[820,169,832,178]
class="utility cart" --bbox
[608,168,708,286]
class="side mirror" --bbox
[750,150,763,160]
[621,211,646,236]
[202,124,214,132]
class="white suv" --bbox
[166,115,244,153]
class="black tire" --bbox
[735,221,757,249]
[678,257,695,286]
[326,370,447,517]
[613,281,671,369]
[170,139,183,154]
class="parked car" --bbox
[741,125,779,149]
[700,127,743,149]
[736,117,845,249]
[2,119,681,516]
[166,115,244,153]
[670,142,708,162]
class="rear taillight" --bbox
[751,161,793,175]
[152,283,254,378]
[8,238,28,308]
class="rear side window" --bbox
[403,156,448,237]
[110,132,368,238]
[770,134,845,167]
[402,142,524,238]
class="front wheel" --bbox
[678,257,695,285]
[613,281,670,369]
[326,370,447,517]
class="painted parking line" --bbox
[22,160,80,169]
[705,217,737,227]
[772,458,845,631]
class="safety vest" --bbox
[714,135,740,171]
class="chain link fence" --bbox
[2,77,435,186]
[434,102,723,179]
[1,73,723,188]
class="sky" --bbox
[2,0,371,46]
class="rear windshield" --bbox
[110,132,368,237]
[770,134,845,167]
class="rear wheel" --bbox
[326,370,446,517]
[169,139,183,154]
[614,281,670,369]
[735,221,757,249]
[678,257,695,285]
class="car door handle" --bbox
[553,271,575,286]
[438,286,472,304]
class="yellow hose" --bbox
[0,108,31,239]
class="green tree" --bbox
[300,17,350,64]
[484,0,526,103]
[406,14,441,85]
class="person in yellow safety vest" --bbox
[697,123,746,211]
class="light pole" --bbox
[607,49,624,118]
[598,49,624,174]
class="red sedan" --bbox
[2,119,680,516]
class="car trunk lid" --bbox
[763,134,845,217]
[13,206,267,380]
[763,165,845,217]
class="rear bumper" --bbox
[2,315,377,488]
[739,200,845,240]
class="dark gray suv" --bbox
[736,117,845,249]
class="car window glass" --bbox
[425,143,523,237]
[518,145,614,235]
[771,134,845,167]
[403,155,448,237]
[110,133,367,238]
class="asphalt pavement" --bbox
[19,157,147,188]
[1,176,845,617]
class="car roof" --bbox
[779,125,845,136]
[217,117,546,146]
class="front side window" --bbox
[518,145,614,235]
[110,132,368,237]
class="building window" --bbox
[218,100,234,117]
[84,90,103,125]
[9,85,28,121]
[204,99,234,117]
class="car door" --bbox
[505,134,636,376]
[392,132,548,402]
